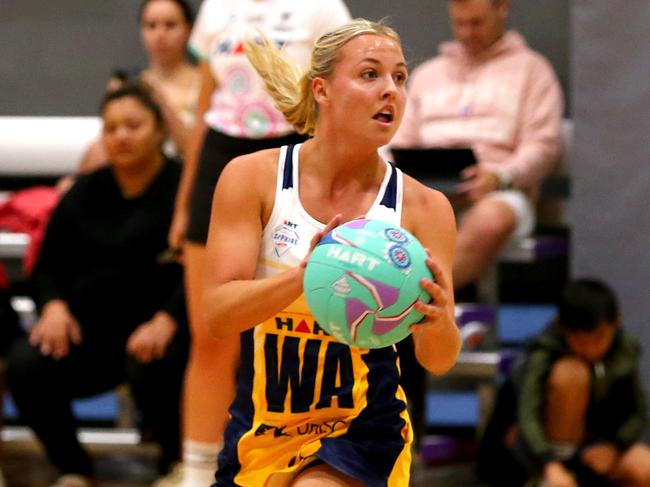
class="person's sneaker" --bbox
[50,474,93,487]
[152,463,184,487]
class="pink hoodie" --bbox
[392,31,564,195]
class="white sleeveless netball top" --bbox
[257,143,404,279]
[218,143,412,487]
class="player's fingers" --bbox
[413,299,445,321]
[419,278,447,309]
[308,214,342,251]
[322,214,342,235]
[423,250,450,291]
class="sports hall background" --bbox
[1,0,649,442]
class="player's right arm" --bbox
[202,152,338,338]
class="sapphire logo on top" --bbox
[272,220,300,258]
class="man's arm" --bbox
[488,57,564,191]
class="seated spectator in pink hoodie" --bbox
[392,0,564,291]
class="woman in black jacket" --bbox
[6,82,189,487]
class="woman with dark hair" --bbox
[6,82,189,487]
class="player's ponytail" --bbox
[245,35,315,135]
[245,19,401,136]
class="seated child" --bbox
[478,278,650,487]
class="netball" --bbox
[303,219,432,348]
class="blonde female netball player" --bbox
[203,19,461,487]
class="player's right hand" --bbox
[29,300,82,360]
[300,214,342,268]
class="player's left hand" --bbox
[126,311,178,363]
[412,249,453,327]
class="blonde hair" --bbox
[245,19,401,135]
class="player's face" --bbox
[102,97,164,170]
[449,0,508,56]
[324,34,408,146]
[140,0,191,65]
[565,321,617,363]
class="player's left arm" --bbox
[403,179,461,375]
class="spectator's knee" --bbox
[6,338,48,390]
[547,356,590,394]
[459,200,517,249]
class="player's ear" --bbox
[312,77,330,106]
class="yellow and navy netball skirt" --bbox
[214,326,413,487]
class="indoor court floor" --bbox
[0,428,486,487]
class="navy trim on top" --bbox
[282,144,296,190]
[379,163,398,210]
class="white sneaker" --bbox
[152,464,184,487]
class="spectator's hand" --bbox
[456,165,500,203]
[544,461,578,487]
[412,249,453,329]
[581,442,619,476]
[29,300,82,360]
[126,311,178,363]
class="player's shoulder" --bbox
[222,147,282,182]
[401,173,452,212]
[401,173,455,231]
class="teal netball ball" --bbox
[303,219,432,348]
